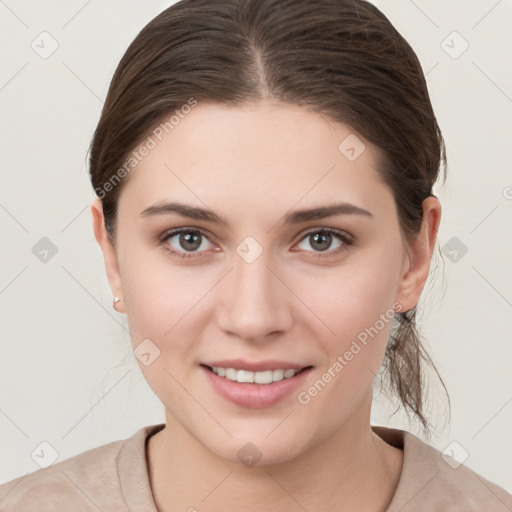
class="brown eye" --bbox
[309,232,335,252]
[177,231,202,251]
[160,229,214,259]
[296,228,353,258]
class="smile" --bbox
[208,366,302,384]
[201,364,314,408]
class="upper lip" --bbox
[202,359,311,372]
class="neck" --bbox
[147,398,403,512]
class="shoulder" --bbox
[0,437,124,511]
[0,424,163,512]
[373,425,512,512]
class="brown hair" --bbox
[89,0,450,435]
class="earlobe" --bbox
[394,196,442,312]
[91,198,126,314]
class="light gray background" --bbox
[1,0,511,493]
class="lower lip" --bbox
[201,365,313,409]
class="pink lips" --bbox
[200,362,313,409]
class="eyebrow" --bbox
[140,201,374,226]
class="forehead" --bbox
[118,100,393,221]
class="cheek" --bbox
[291,250,400,397]
[119,242,206,335]
[297,259,399,344]
[293,268,397,430]
[120,258,206,407]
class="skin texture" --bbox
[92,99,441,511]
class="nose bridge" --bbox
[218,243,291,341]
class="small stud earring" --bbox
[113,297,122,310]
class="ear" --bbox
[395,196,442,313]
[91,198,126,314]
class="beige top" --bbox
[1,423,511,511]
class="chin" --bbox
[227,443,302,468]
[201,428,311,468]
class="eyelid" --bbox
[158,226,215,256]
[159,225,354,258]
[158,226,217,244]
[295,226,354,244]
[159,225,354,244]
[292,227,354,258]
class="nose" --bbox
[216,248,293,343]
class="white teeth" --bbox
[272,369,284,381]
[210,366,301,384]
[225,368,237,380]
[236,370,255,383]
[254,370,273,384]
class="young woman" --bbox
[1,0,511,510]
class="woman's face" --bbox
[93,99,437,464]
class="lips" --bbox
[201,363,314,408]
[201,358,309,372]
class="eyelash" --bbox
[159,227,354,260]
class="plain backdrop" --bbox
[1,0,511,493]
